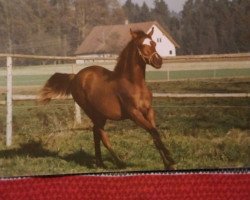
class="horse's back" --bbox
[80,65,112,73]
[77,65,113,79]
[75,65,116,92]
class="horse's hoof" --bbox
[96,161,107,169]
[116,161,126,169]
[165,164,177,170]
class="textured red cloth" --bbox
[0,173,249,200]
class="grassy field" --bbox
[0,68,250,86]
[0,60,250,87]
[0,78,250,177]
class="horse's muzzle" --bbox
[151,53,162,69]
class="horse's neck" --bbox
[115,44,146,84]
[131,61,146,84]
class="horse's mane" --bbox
[114,30,147,75]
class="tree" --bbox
[232,0,250,52]
[140,2,152,22]
[0,0,249,59]
[123,0,141,22]
[212,0,233,53]
[0,0,12,53]
[180,0,196,54]
[152,0,171,30]
[197,0,218,54]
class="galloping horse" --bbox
[39,28,175,170]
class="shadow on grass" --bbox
[62,150,95,168]
[0,140,127,169]
[0,141,58,158]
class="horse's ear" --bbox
[130,28,137,39]
[148,27,154,37]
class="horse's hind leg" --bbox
[99,129,125,168]
[93,121,125,168]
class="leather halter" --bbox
[137,48,158,65]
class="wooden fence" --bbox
[0,53,250,147]
[4,93,250,101]
[1,52,250,62]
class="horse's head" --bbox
[130,27,162,69]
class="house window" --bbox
[169,50,173,55]
[157,38,162,43]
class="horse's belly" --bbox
[81,76,123,120]
[90,93,123,120]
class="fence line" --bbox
[0,53,250,62]
[8,93,250,101]
[2,101,250,109]
[153,93,250,98]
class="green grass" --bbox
[1,128,248,176]
[0,68,248,86]
[148,78,250,93]
[170,70,214,80]
[0,75,51,86]
[146,71,169,80]
[0,90,249,176]
[0,61,250,86]
[217,68,250,77]
[0,69,250,87]
[174,68,250,80]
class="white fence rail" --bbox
[1,53,250,146]
[7,93,250,101]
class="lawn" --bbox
[0,68,249,86]
[0,78,249,177]
[0,60,250,86]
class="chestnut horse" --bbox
[39,28,175,170]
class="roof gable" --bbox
[75,21,179,55]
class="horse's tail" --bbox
[38,73,75,104]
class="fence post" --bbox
[6,56,13,146]
[74,103,82,125]
[72,64,82,125]
[213,65,216,79]
[167,68,170,81]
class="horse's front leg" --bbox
[129,108,175,170]
[147,108,176,169]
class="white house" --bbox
[75,21,179,64]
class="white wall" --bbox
[148,25,176,57]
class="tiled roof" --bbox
[75,21,179,55]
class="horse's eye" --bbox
[138,44,143,49]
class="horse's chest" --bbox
[134,91,151,110]
[118,82,152,111]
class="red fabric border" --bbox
[0,174,249,200]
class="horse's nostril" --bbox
[152,55,162,68]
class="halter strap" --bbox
[137,48,158,65]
